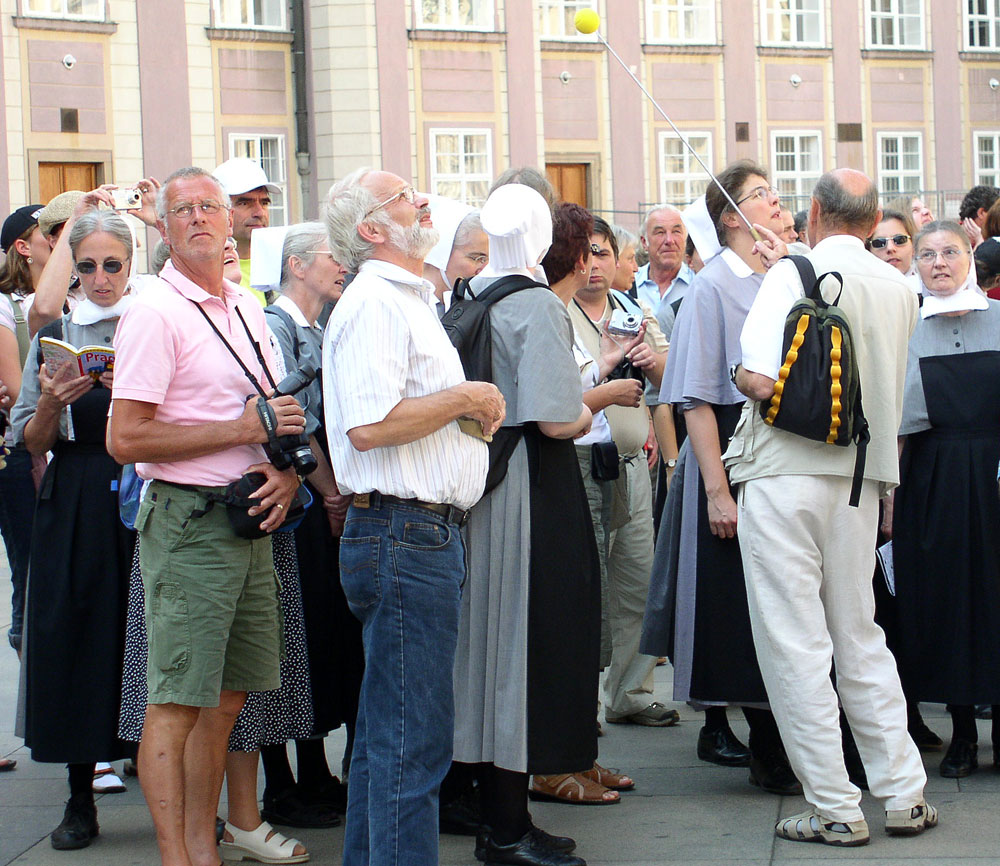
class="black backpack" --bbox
[440,274,540,492]
[757,255,870,507]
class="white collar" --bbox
[360,258,437,298]
[720,246,754,279]
[272,293,315,328]
[920,266,988,318]
[71,293,133,326]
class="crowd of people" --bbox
[1,155,999,866]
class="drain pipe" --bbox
[290,0,311,217]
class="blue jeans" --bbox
[338,498,466,866]
[0,446,35,646]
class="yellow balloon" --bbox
[574,8,600,34]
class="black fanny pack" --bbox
[189,473,312,539]
[590,441,620,481]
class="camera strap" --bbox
[188,300,278,398]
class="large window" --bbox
[761,0,823,46]
[229,134,287,225]
[416,0,493,29]
[771,132,822,207]
[966,0,1000,49]
[537,0,597,39]
[429,129,493,206]
[23,0,102,19]
[877,133,923,194]
[975,132,1000,186]
[658,131,711,206]
[646,0,715,44]
[215,0,285,29]
[867,0,924,48]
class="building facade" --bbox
[4,0,1000,232]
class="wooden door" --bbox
[39,162,98,203]
[546,163,589,207]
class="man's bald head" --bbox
[810,169,880,240]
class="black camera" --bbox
[606,358,645,386]
[255,365,319,476]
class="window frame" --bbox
[415,0,494,30]
[213,0,286,31]
[21,0,104,21]
[876,131,924,196]
[428,127,494,207]
[865,0,925,50]
[645,0,716,45]
[964,0,1000,50]
[974,130,1000,187]
[657,130,713,207]
[537,0,601,41]
[770,130,824,210]
[227,132,288,226]
[759,0,824,47]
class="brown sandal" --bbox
[528,773,620,805]
[580,762,635,791]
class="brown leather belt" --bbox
[353,491,470,526]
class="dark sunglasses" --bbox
[76,258,127,275]
[870,234,910,249]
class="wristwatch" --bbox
[729,364,740,384]
[666,458,677,469]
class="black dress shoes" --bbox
[697,725,751,767]
[748,751,803,796]
[476,829,586,866]
[440,791,486,836]
[50,794,99,850]
[940,738,978,778]
[476,825,576,861]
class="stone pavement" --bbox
[3,557,1000,865]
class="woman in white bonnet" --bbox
[422,195,489,310]
[450,183,598,866]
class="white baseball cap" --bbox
[212,158,281,197]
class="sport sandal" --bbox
[775,810,870,846]
[529,772,620,805]
[886,802,938,836]
[220,821,309,864]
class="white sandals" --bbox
[775,809,870,846]
[219,821,310,864]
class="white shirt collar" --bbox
[360,258,437,299]
[810,234,866,253]
[720,247,754,279]
[272,293,315,328]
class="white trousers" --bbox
[737,474,926,823]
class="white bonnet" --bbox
[424,195,474,272]
[480,184,552,271]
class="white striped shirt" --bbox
[322,258,488,510]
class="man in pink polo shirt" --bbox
[109,166,305,866]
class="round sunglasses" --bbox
[75,258,127,275]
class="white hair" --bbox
[155,166,231,219]
[279,221,330,290]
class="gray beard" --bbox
[389,220,439,261]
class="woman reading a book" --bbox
[10,206,136,850]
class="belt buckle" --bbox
[447,505,469,527]
[354,492,371,509]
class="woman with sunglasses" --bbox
[867,209,918,280]
[890,221,1000,779]
[10,207,137,850]
[643,161,802,795]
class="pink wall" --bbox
[967,65,1000,125]
[869,66,924,123]
[375,0,411,176]
[764,63,823,122]
[219,48,287,116]
[505,0,539,167]
[420,49,495,114]
[649,62,717,123]
[831,0,862,168]
[721,4,759,161]
[0,34,7,215]
[541,57,599,141]
[929,0,962,188]
[136,0,192,179]
[27,39,105,134]
[607,1,643,209]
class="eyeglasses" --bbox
[167,201,226,219]
[736,185,779,206]
[870,234,911,249]
[365,186,416,218]
[76,258,127,275]
[464,253,489,265]
[916,247,965,264]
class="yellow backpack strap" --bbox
[827,325,843,443]
[764,312,810,426]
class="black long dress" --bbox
[24,382,134,763]
[894,344,1000,705]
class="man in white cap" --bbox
[213,158,282,298]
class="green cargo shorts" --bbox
[136,481,282,707]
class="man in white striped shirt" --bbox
[322,168,505,866]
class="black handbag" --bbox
[590,441,620,481]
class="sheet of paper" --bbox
[876,540,895,597]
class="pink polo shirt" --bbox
[112,261,274,486]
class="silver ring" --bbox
[275,503,284,511]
